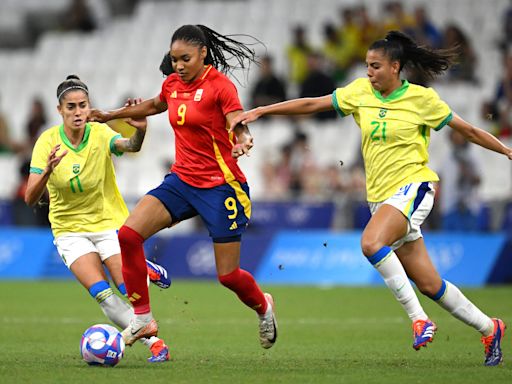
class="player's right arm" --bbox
[230,95,333,129]
[25,144,68,207]
[90,96,167,123]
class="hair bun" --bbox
[66,74,80,80]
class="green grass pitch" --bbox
[1,281,510,383]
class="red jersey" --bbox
[159,65,246,188]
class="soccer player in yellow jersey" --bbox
[231,31,512,366]
[25,75,171,363]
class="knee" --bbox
[118,225,143,248]
[218,268,240,288]
[360,236,386,257]
[416,278,442,298]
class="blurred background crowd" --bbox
[1,0,512,234]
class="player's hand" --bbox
[232,135,254,158]
[506,148,512,160]
[229,108,262,132]
[123,98,147,132]
[45,144,68,174]
[88,108,110,123]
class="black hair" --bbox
[160,24,260,78]
[369,30,458,79]
[56,75,89,102]
[159,52,173,76]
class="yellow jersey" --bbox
[30,122,128,237]
[332,78,452,202]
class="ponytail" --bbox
[162,24,261,79]
[369,30,458,79]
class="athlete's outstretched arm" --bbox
[227,110,253,158]
[25,144,68,206]
[230,95,333,129]
[112,98,147,153]
[448,113,512,159]
[90,95,168,123]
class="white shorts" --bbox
[368,182,435,250]
[53,230,120,268]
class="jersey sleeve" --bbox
[331,78,365,117]
[159,77,171,103]
[422,88,453,131]
[95,122,123,157]
[29,132,52,174]
[105,124,123,157]
[216,77,243,115]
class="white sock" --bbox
[369,247,428,322]
[134,311,154,323]
[99,293,133,328]
[435,280,494,336]
[99,294,159,347]
[258,298,273,320]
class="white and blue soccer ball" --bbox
[80,324,125,366]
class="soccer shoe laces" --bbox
[412,319,436,350]
[413,319,428,336]
[481,334,493,355]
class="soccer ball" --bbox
[80,324,125,366]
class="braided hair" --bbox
[159,24,260,79]
[369,30,458,80]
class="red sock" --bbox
[218,268,268,315]
[118,225,150,314]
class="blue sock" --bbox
[117,283,127,296]
[88,280,113,303]
[367,246,392,266]
[430,279,447,301]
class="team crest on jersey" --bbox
[379,108,387,118]
[194,89,203,101]
[171,91,177,98]
[72,164,80,174]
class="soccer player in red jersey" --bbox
[90,24,277,351]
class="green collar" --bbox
[59,123,91,152]
[372,80,409,102]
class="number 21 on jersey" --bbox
[370,120,387,142]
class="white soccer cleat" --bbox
[121,317,158,346]
[258,293,278,349]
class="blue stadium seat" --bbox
[0,200,13,226]
[501,202,512,232]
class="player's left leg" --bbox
[104,255,170,363]
[214,241,277,349]
[117,195,173,345]
[362,204,433,350]
[397,238,505,366]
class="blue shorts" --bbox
[147,173,251,242]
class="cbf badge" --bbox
[379,108,387,118]
[72,164,80,174]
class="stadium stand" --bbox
[0,0,511,229]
